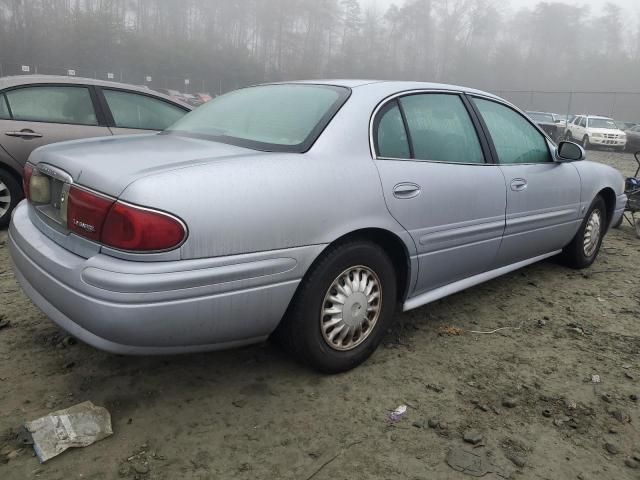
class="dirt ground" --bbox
[1,150,639,480]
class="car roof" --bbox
[0,75,192,109]
[274,79,502,99]
[583,115,614,120]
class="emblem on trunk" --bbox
[73,219,96,233]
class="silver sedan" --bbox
[9,80,627,372]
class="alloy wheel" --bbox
[0,179,11,218]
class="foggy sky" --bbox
[365,0,638,14]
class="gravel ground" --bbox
[1,150,639,480]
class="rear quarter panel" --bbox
[118,150,412,260]
[0,143,24,174]
[573,160,625,220]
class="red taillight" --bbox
[23,163,34,200]
[67,186,114,242]
[65,185,186,252]
[101,202,186,252]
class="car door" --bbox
[471,97,581,267]
[574,116,587,141]
[98,88,188,135]
[569,115,583,140]
[0,85,111,164]
[373,92,507,294]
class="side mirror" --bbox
[556,141,585,162]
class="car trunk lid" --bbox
[28,133,264,197]
[26,133,268,242]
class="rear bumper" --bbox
[612,194,627,227]
[9,202,324,354]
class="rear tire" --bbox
[275,240,397,373]
[0,169,22,229]
[561,196,606,269]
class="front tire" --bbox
[0,169,22,229]
[582,135,591,150]
[275,240,397,373]
[561,196,607,269]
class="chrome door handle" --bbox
[393,182,421,199]
[5,130,43,139]
[510,179,528,192]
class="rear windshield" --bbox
[528,112,554,123]
[165,84,350,152]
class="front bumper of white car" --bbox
[590,135,626,147]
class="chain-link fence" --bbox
[493,90,640,124]
[0,62,225,96]
[3,62,640,121]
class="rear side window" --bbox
[103,90,186,130]
[473,98,551,165]
[5,86,98,125]
[399,94,485,164]
[375,102,410,159]
[0,94,9,119]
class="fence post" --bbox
[610,92,617,118]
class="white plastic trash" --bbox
[24,401,113,462]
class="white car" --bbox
[565,115,627,151]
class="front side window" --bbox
[166,84,350,152]
[103,90,187,130]
[398,94,485,164]
[375,101,410,159]
[473,98,551,165]
[5,86,98,125]
[0,94,9,119]
[580,117,587,128]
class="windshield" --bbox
[588,118,617,129]
[528,112,554,123]
[166,84,350,152]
